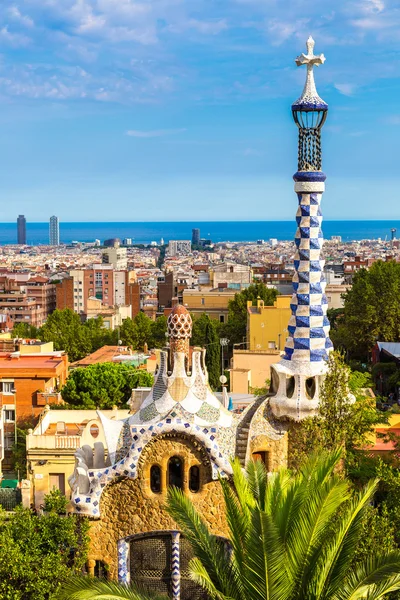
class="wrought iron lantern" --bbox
[292,36,327,172]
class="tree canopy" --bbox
[61,363,154,409]
[204,316,221,390]
[119,313,167,350]
[0,501,89,600]
[332,260,400,361]
[289,352,387,469]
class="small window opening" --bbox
[286,375,295,399]
[94,560,109,579]
[252,451,270,471]
[168,456,183,489]
[189,465,200,493]
[305,377,316,400]
[150,465,162,494]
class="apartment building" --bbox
[0,344,68,472]
[56,267,140,319]
[0,273,56,328]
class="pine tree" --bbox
[204,317,221,390]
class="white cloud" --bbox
[364,0,385,13]
[8,6,34,27]
[334,82,357,96]
[126,128,187,138]
[187,19,228,35]
[0,26,30,47]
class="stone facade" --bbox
[87,436,228,580]
[68,304,289,594]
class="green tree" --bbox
[60,363,153,409]
[120,317,137,347]
[12,322,40,339]
[204,316,221,390]
[150,315,168,348]
[0,501,89,600]
[120,313,153,350]
[222,283,278,345]
[39,309,92,362]
[59,451,400,600]
[44,488,68,514]
[338,260,400,361]
[83,316,115,352]
[11,426,30,478]
[191,313,219,347]
[289,352,386,470]
[133,312,153,350]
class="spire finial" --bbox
[292,36,327,111]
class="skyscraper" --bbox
[192,228,200,245]
[49,216,60,246]
[17,215,26,245]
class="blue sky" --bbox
[0,0,399,221]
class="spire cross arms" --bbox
[295,36,325,70]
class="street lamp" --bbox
[219,338,229,377]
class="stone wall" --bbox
[247,399,289,470]
[87,435,228,580]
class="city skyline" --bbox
[0,1,399,220]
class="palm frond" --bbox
[55,576,166,600]
[219,477,249,574]
[314,478,379,600]
[242,508,292,600]
[331,552,400,600]
[246,459,267,508]
[188,557,238,600]
[165,486,241,600]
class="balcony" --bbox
[26,433,81,450]
[36,392,62,407]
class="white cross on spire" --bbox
[294,36,326,108]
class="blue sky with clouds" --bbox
[0,0,399,221]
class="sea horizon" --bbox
[1,220,400,246]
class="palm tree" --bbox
[57,450,400,600]
[56,578,166,599]
[166,449,400,600]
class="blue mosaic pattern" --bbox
[71,417,233,516]
[171,532,180,599]
[117,539,130,583]
[284,184,333,362]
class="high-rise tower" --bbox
[17,215,26,245]
[192,228,200,246]
[269,37,333,421]
[49,216,60,246]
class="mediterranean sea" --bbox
[0,221,399,246]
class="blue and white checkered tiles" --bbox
[284,191,333,362]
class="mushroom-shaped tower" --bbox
[167,303,192,370]
[269,37,333,421]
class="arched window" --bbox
[168,456,183,489]
[150,465,161,493]
[189,465,200,493]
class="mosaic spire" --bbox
[269,37,333,421]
